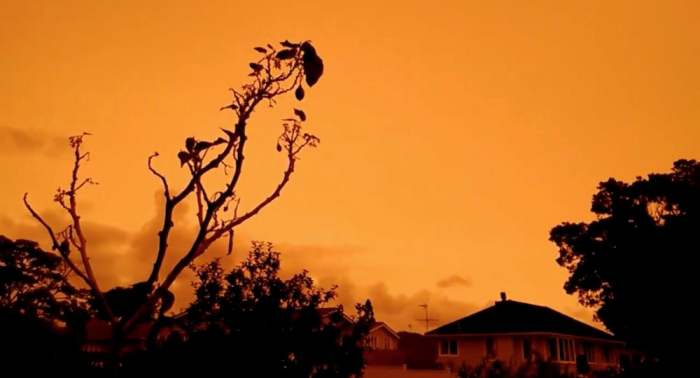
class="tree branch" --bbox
[148,152,171,200]
[65,136,102,298]
[147,126,244,286]
[125,40,324,332]
[23,193,117,324]
[208,153,297,244]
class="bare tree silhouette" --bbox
[22,39,325,373]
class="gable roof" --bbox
[370,321,400,339]
[317,307,355,324]
[425,299,620,342]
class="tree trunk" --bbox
[106,326,123,378]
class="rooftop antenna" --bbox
[416,303,438,333]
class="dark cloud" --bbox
[0,126,68,157]
[436,275,473,289]
[1,191,481,331]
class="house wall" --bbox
[363,365,453,378]
[515,335,624,375]
[436,336,517,369]
[434,334,625,374]
[369,326,398,350]
[365,349,408,366]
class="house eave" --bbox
[341,313,355,324]
[425,331,624,344]
[370,323,400,340]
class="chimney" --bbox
[500,292,507,302]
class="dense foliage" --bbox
[550,159,699,367]
[120,242,374,378]
[0,235,90,322]
[0,236,94,375]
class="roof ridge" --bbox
[426,299,619,340]
[518,302,617,338]
[548,307,615,337]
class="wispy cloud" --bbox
[436,274,473,289]
[0,126,68,157]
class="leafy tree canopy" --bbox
[0,236,95,376]
[0,235,89,323]
[550,159,700,363]
[121,242,374,378]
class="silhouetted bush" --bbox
[119,243,373,378]
[0,307,95,377]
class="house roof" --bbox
[425,298,620,342]
[370,321,400,339]
[316,307,356,324]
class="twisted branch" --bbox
[22,40,325,337]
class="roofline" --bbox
[318,307,355,324]
[424,331,624,344]
[429,300,619,341]
[370,323,400,339]
[338,313,355,324]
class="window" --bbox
[584,343,595,363]
[560,338,575,361]
[602,347,611,363]
[548,339,557,360]
[440,339,458,356]
[365,336,378,350]
[522,339,533,361]
[549,337,575,362]
[485,338,496,359]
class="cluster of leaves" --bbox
[177,136,227,168]
[457,359,513,378]
[220,38,323,113]
[590,360,663,378]
[262,39,324,100]
[550,159,700,366]
[120,242,374,378]
[453,356,580,378]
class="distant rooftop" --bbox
[426,293,620,342]
[370,321,400,339]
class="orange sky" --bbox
[1,0,699,332]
